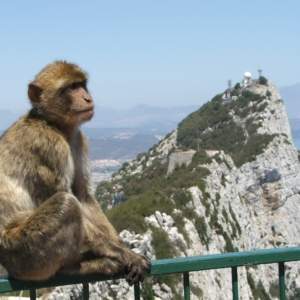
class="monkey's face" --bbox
[28,61,94,129]
[58,81,95,126]
[28,81,94,128]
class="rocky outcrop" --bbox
[48,80,300,299]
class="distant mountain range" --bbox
[1,82,300,132]
[0,105,198,134]
[0,106,198,161]
[1,83,300,156]
[281,82,300,118]
[280,82,300,147]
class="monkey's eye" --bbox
[70,82,81,90]
[70,82,87,91]
[59,84,77,95]
[59,81,87,95]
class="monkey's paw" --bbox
[125,252,150,285]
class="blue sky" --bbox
[0,0,299,110]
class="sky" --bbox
[0,0,299,111]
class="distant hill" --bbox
[280,82,300,118]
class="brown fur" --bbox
[0,61,149,284]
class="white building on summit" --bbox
[242,71,253,87]
[222,70,266,102]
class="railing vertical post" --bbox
[82,283,89,300]
[134,282,141,300]
[279,262,286,300]
[30,289,36,300]
[231,267,239,300]
[183,272,190,300]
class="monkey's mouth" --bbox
[79,107,94,120]
[79,108,94,113]
[74,107,94,115]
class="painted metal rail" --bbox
[0,247,300,299]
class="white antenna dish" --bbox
[244,72,252,78]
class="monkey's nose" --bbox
[84,97,92,103]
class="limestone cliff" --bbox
[49,79,300,299]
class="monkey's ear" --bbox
[28,82,43,103]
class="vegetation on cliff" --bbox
[96,85,279,262]
[105,151,211,256]
[177,88,275,167]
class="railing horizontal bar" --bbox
[151,247,300,275]
[0,247,299,294]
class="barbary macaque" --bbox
[0,61,149,284]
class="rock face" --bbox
[48,80,300,299]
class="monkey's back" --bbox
[0,114,74,228]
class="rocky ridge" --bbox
[49,79,300,299]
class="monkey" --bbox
[0,61,150,284]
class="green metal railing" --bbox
[1,247,300,299]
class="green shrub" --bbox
[107,189,174,233]
[258,76,268,85]
[151,227,177,259]
[95,181,114,211]
[234,82,241,90]
[173,189,192,207]
[233,134,275,167]
[141,278,155,300]
[195,216,210,248]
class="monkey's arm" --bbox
[76,132,150,266]
[78,195,150,284]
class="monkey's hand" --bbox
[124,250,150,285]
